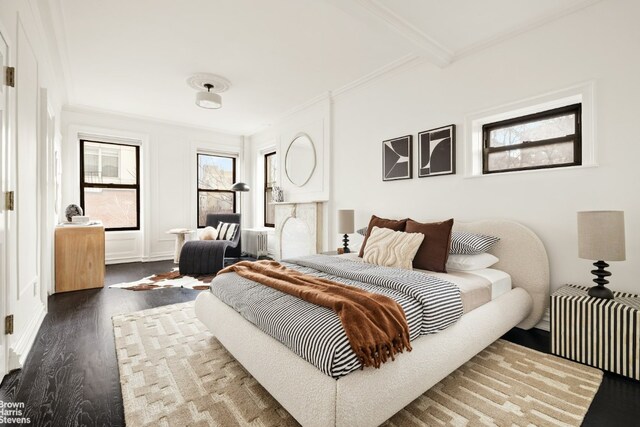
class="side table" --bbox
[55,223,105,292]
[167,228,195,263]
[551,284,639,380]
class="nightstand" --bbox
[551,284,640,380]
[321,251,340,255]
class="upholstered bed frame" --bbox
[195,220,550,427]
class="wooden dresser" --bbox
[55,224,105,293]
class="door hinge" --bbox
[5,191,14,211]
[4,66,15,88]
[5,315,13,335]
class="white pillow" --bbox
[363,226,424,270]
[200,226,218,240]
[446,253,499,271]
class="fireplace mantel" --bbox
[273,202,323,260]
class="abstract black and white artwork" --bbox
[418,125,456,177]
[382,135,412,181]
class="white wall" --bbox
[327,0,639,294]
[248,97,332,252]
[61,107,244,263]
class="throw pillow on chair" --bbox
[216,222,238,241]
[200,226,218,240]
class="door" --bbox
[3,19,46,371]
[0,28,9,379]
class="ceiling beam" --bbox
[327,0,454,67]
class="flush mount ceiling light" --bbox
[187,73,231,110]
[196,84,221,109]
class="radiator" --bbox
[243,229,269,258]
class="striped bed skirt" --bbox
[551,284,640,380]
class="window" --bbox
[482,103,581,174]
[264,152,277,227]
[197,153,236,228]
[80,140,140,231]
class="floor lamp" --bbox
[231,182,250,256]
[231,181,250,218]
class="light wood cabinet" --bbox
[55,225,105,293]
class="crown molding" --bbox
[329,0,453,67]
[247,92,331,136]
[62,104,244,137]
[331,53,423,98]
[453,0,603,61]
[249,53,424,136]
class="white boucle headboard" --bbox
[453,220,549,329]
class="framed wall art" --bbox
[382,135,412,181]
[418,124,456,177]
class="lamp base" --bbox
[588,260,614,300]
[342,234,351,254]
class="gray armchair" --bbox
[179,213,241,276]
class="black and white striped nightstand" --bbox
[551,284,639,380]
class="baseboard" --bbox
[8,301,46,370]
[106,256,143,265]
[106,253,173,265]
[142,253,174,262]
[535,308,551,332]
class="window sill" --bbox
[463,163,598,180]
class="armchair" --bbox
[179,213,242,276]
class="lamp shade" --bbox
[196,91,222,109]
[337,209,355,234]
[577,211,626,261]
[231,182,250,192]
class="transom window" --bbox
[482,103,582,174]
[80,140,140,231]
[197,153,236,228]
[264,152,277,227]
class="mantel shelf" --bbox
[272,200,326,205]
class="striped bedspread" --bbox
[210,254,464,378]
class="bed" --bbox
[194,220,549,426]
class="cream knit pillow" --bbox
[363,226,424,269]
[200,226,218,240]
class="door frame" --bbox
[0,22,12,380]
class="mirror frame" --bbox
[284,132,316,187]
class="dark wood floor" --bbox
[1,261,639,426]
[0,260,198,427]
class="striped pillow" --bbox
[449,231,499,255]
[216,222,238,241]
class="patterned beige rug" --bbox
[113,302,602,427]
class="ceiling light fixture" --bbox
[196,83,222,109]
[187,73,231,111]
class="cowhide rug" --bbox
[108,268,214,291]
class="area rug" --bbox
[109,269,213,291]
[113,303,603,427]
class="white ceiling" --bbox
[48,0,600,135]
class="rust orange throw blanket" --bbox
[218,260,412,368]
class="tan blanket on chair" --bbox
[218,260,412,368]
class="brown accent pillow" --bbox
[405,218,454,273]
[358,215,408,257]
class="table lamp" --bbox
[577,210,626,299]
[337,209,355,254]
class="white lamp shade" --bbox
[337,209,354,234]
[196,91,222,109]
[577,210,626,261]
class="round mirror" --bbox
[285,133,316,187]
